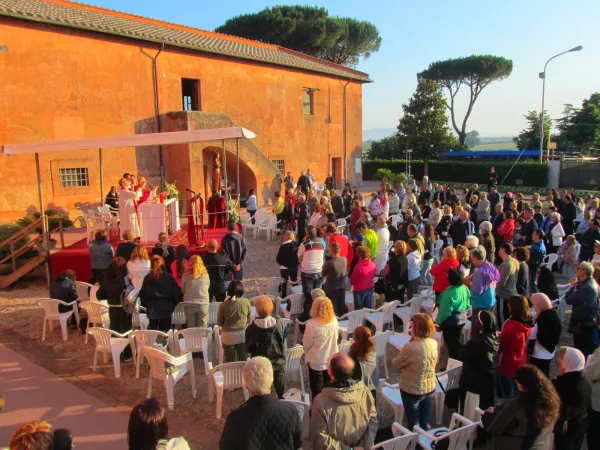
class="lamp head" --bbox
[569,45,583,52]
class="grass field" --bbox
[471,141,517,150]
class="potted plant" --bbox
[0,224,31,274]
[16,209,74,250]
[164,181,179,199]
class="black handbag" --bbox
[374,278,387,294]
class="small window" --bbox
[182,78,200,111]
[272,160,285,174]
[59,168,89,188]
[302,88,314,115]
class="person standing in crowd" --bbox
[170,244,189,287]
[575,211,592,237]
[553,347,592,450]
[536,265,559,300]
[246,188,258,224]
[139,255,181,332]
[276,230,299,298]
[181,255,210,328]
[497,211,516,244]
[331,190,345,219]
[151,232,175,273]
[356,221,378,262]
[476,192,491,225]
[458,310,498,412]
[303,297,339,399]
[435,205,453,247]
[418,183,431,207]
[468,248,500,337]
[374,216,390,273]
[456,244,471,279]
[309,203,326,229]
[528,229,546,292]
[202,239,232,302]
[406,239,423,300]
[515,208,536,247]
[382,240,409,303]
[245,296,287,398]
[428,200,441,229]
[421,224,435,286]
[272,191,284,226]
[532,204,544,227]
[126,244,151,291]
[128,398,190,450]
[294,194,308,242]
[578,218,600,262]
[585,346,600,449]
[558,234,579,277]
[392,313,438,431]
[326,223,353,267]
[565,262,599,358]
[88,229,114,284]
[488,185,501,209]
[348,326,379,397]
[221,357,302,450]
[488,166,498,192]
[350,246,377,310]
[528,293,561,377]
[218,281,251,363]
[430,246,460,299]
[297,171,310,197]
[388,189,400,216]
[560,194,577,236]
[322,242,348,317]
[497,295,533,398]
[478,220,495,263]
[449,210,474,247]
[221,221,247,281]
[324,172,335,191]
[482,365,560,449]
[298,225,325,312]
[547,211,566,256]
[436,268,471,359]
[496,243,519,325]
[116,229,136,261]
[349,199,362,236]
[514,247,530,296]
[311,353,377,450]
[283,171,295,192]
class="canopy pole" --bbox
[35,153,51,289]
[99,148,104,205]
[222,139,228,222]
[236,139,240,210]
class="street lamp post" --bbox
[538,45,582,163]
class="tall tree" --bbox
[397,78,456,174]
[465,130,481,148]
[556,93,600,154]
[419,55,513,147]
[513,110,552,150]
[215,6,381,67]
[367,135,402,160]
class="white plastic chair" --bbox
[283,391,311,440]
[170,302,186,330]
[258,214,277,240]
[213,326,225,366]
[338,340,353,355]
[433,239,444,263]
[244,211,266,238]
[87,327,132,378]
[172,327,212,374]
[129,329,171,378]
[261,277,285,297]
[208,361,249,419]
[414,413,479,450]
[208,302,223,327]
[75,281,93,302]
[434,358,463,425]
[280,318,293,350]
[382,383,405,425]
[282,293,305,320]
[541,253,558,270]
[394,296,426,332]
[462,391,480,423]
[284,345,305,394]
[372,422,418,450]
[132,304,149,330]
[336,218,347,234]
[39,298,80,341]
[313,182,325,196]
[365,300,401,333]
[373,330,394,379]
[142,346,196,411]
[338,309,369,341]
[391,215,403,228]
[80,301,110,343]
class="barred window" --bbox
[272,160,285,174]
[59,168,89,188]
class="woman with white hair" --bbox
[552,347,592,450]
[547,211,565,255]
[476,192,491,224]
[528,293,561,377]
[478,221,495,263]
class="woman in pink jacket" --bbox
[350,246,377,310]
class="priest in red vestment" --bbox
[208,192,226,228]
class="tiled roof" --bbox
[0,0,372,82]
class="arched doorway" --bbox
[202,147,257,200]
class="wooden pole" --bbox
[35,153,52,289]
[99,148,104,205]
[222,139,228,222]
[236,139,240,209]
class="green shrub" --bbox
[362,159,548,187]
[0,224,30,261]
[374,168,408,184]
[16,209,74,233]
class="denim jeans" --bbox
[233,267,243,281]
[421,258,434,286]
[353,288,374,310]
[497,373,518,399]
[301,272,323,313]
[280,267,298,298]
[401,390,434,431]
[573,326,599,359]
[308,366,331,400]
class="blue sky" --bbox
[92,0,598,137]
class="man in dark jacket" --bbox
[246,296,287,398]
[221,221,247,281]
[322,242,348,317]
[559,194,577,236]
[577,218,600,262]
[220,357,302,450]
[488,185,501,210]
[449,211,474,246]
[565,262,600,358]
[515,208,536,246]
[202,239,233,302]
[297,171,311,197]
[331,191,345,219]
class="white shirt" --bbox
[246,195,258,211]
[376,201,390,218]
[127,259,151,291]
[550,222,566,247]
[303,318,339,370]
[407,250,422,281]
[528,323,556,360]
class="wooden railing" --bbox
[0,215,67,272]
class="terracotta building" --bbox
[0,0,370,223]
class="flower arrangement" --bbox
[164,181,179,199]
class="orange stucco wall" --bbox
[0,17,364,223]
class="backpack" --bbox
[120,276,138,314]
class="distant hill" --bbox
[363,128,397,141]
[471,141,517,150]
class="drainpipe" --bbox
[152,43,165,190]
[340,79,351,186]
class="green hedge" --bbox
[362,159,548,187]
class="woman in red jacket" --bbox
[350,246,377,310]
[497,211,516,244]
[497,295,533,398]
[430,246,460,299]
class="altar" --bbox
[138,198,180,242]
